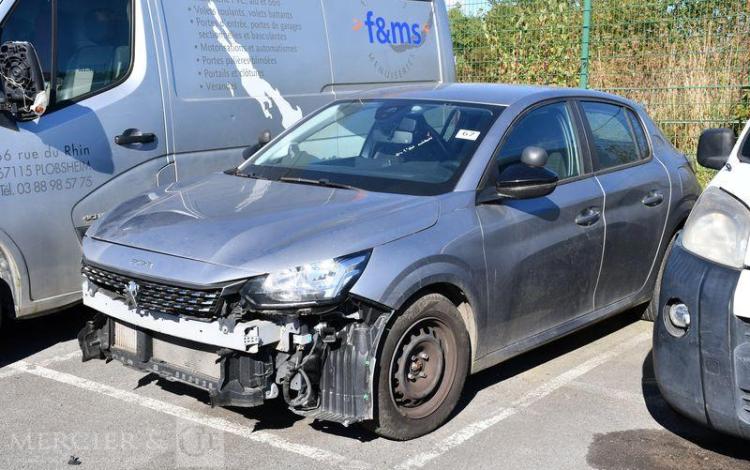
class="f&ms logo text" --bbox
[351,2,434,80]
[358,11,426,45]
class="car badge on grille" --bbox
[126,280,140,309]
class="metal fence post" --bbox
[579,0,592,89]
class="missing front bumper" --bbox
[79,290,392,425]
[80,316,273,408]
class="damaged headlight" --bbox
[682,187,750,269]
[241,251,370,308]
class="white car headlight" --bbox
[682,187,750,269]
[241,252,370,308]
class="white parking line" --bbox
[10,361,371,470]
[396,331,651,470]
[0,349,81,380]
[568,380,647,404]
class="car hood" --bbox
[90,173,439,273]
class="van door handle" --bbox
[575,207,601,227]
[642,190,664,207]
[115,129,156,146]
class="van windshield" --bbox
[238,100,502,196]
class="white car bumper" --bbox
[82,278,295,353]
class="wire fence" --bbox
[447,0,750,183]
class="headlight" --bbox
[682,187,750,269]
[241,251,370,308]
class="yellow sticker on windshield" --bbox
[456,129,481,141]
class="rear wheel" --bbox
[369,293,470,440]
[0,288,6,334]
[642,235,678,322]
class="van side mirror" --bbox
[242,129,272,160]
[0,42,47,121]
[494,146,559,200]
[697,128,735,170]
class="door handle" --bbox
[575,207,601,227]
[642,190,665,207]
[115,128,156,146]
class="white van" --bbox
[0,0,455,329]
[653,120,750,439]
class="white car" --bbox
[653,120,750,439]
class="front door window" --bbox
[0,0,133,109]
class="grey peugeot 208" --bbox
[78,84,700,440]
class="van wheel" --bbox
[0,290,6,334]
[0,282,15,335]
[642,235,678,322]
[369,293,470,440]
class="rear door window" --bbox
[581,101,647,170]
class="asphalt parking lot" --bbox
[1,307,749,470]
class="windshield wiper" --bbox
[279,176,357,190]
[226,168,274,181]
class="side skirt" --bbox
[472,293,644,374]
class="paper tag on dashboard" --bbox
[456,129,481,141]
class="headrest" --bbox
[390,130,413,145]
[397,117,417,133]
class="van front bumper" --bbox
[653,241,750,439]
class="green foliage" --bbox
[450,0,582,86]
[449,0,750,184]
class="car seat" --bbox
[58,7,130,101]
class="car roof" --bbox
[356,83,638,109]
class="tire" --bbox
[0,282,16,336]
[0,286,5,333]
[642,235,678,322]
[0,290,6,335]
[368,293,470,440]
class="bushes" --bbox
[449,0,750,183]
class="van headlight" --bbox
[682,187,750,269]
[241,251,370,308]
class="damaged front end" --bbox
[78,261,392,425]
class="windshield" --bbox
[238,100,502,196]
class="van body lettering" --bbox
[363,11,423,45]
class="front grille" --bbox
[83,264,222,318]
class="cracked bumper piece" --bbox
[653,241,750,439]
[79,281,391,424]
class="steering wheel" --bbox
[426,127,452,161]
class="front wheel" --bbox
[368,293,470,440]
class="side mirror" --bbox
[0,42,47,121]
[495,146,559,200]
[242,129,272,160]
[697,128,735,170]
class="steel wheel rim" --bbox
[389,317,458,419]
